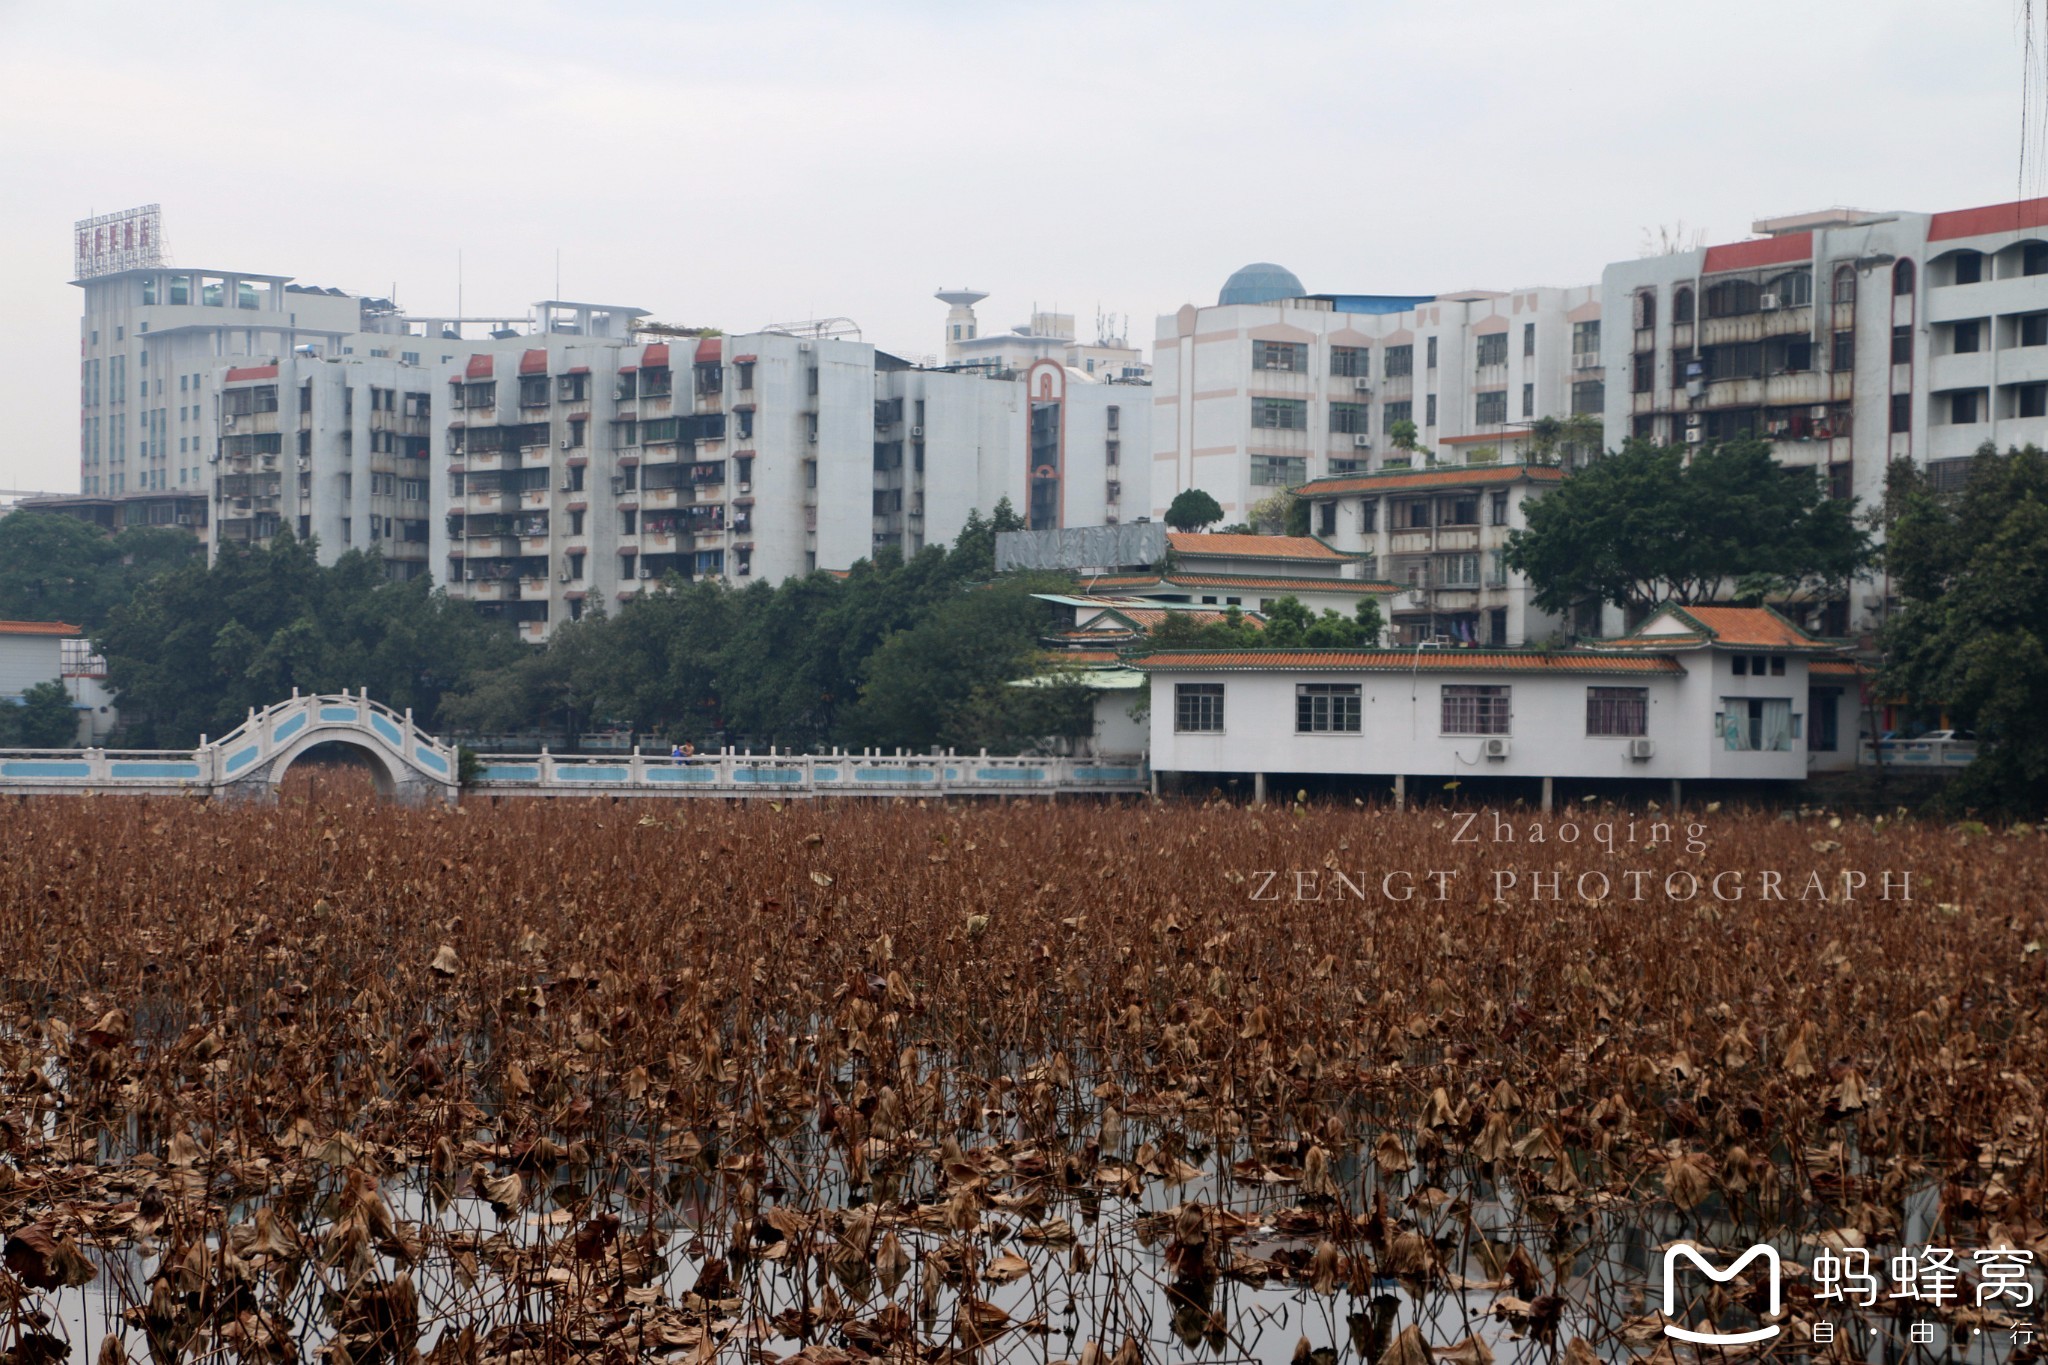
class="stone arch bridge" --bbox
[0,691,1147,803]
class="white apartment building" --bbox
[935,290,1149,380]
[1151,263,1603,523]
[1602,196,2048,636]
[1294,464,1567,646]
[429,333,1152,639]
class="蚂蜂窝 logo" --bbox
[1663,1243,1782,1344]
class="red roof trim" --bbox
[1701,232,1813,274]
[641,342,670,368]
[1438,432,1525,446]
[223,364,277,383]
[518,348,548,375]
[1138,649,1684,674]
[1927,195,2048,241]
[0,620,83,637]
[694,337,722,363]
[733,353,758,364]
[465,354,495,379]
[566,365,590,375]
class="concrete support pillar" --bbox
[1253,771,1266,805]
[1541,776,1553,813]
[1149,769,1160,798]
[1670,778,1682,810]
[1393,774,1405,810]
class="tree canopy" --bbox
[1164,489,1224,533]
[1880,445,2048,814]
[0,511,199,631]
[0,681,79,748]
[1504,437,1873,618]
[1142,595,1383,651]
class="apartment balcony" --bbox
[1928,351,1992,392]
[644,530,678,552]
[467,491,518,515]
[522,443,556,467]
[1996,345,2048,386]
[468,578,518,602]
[1928,421,1994,460]
[1924,274,2048,325]
[643,486,679,509]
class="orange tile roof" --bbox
[1808,658,1870,677]
[1043,650,1123,665]
[1079,573,1399,595]
[1620,604,1831,650]
[1294,463,1566,496]
[0,620,82,637]
[1167,532,1351,561]
[1138,649,1684,675]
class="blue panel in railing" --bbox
[319,707,360,723]
[853,767,935,782]
[413,749,449,775]
[975,768,1045,782]
[109,761,202,779]
[273,713,307,743]
[647,766,717,783]
[943,768,959,781]
[480,764,541,782]
[557,766,628,782]
[1,760,93,779]
[224,745,260,774]
[371,714,402,745]
[735,766,804,783]
[1075,767,1145,782]
[813,768,839,782]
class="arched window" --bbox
[1833,265,1856,305]
[1671,286,1694,324]
[1635,289,1657,330]
[1893,259,1916,296]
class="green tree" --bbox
[1,681,80,748]
[1165,489,1225,533]
[0,513,200,632]
[1880,445,2048,814]
[1387,419,1421,466]
[1504,437,1873,617]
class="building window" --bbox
[1893,259,1916,296]
[1572,320,1601,357]
[1828,462,1854,499]
[1296,683,1361,733]
[1250,455,1308,485]
[1316,501,1336,536]
[1890,392,1911,432]
[1832,330,1855,371]
[1175,683,1225,733]
[1251,397,1308,430]
[1106,439,1120,465]
[1586,686,1648,737]
[1721,697,1794,751]
[2019,382,2048,418]
[1571,380,1604,415]
[1425,393,1438,426]
[1950,390,1982,424]
[519,375,549,407]
[1252,340,1307,372]
[1474,390,1508,425]
[1953,320,1982,354]
[1808,688,1840,751]
[1631,352,1653,393]
[1953,251,1984,285]
[1475,333,1507,367]
[1441,684,1510,735]
[1634,290,1657,331]
[1330,346,1368,378]
[1384,345,1414,378]
[1426,336,1439,369]
[1523,322,1536,356]
[1382,400,1412,431]
[1891,325,1912,365]
[1833,266,1856,304]
[1329,402,1367,434]
[1358,498,1377,533]
[2023,313,2048,347]
[1521,383,1534,418]
[1489,491,1509,526]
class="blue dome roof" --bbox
[1219,262,1306,306]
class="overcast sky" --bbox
[0,0,2037,492]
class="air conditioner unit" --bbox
[910,425,924,438]
[1481,737,1511,760]
[1863,595,1886,610]
[462,567,476,581]
[638,562,653,579]
[558,568,571,582]
[561,479,577,492]
[1354,379,1372,393]
[560,438,574,449]
[1810,405,1829,419]
[807,430,818,443]
[1353,434,1372,449]
[1684,428,1704,444]
[737,481,751,493]
[1627,738,1656,761]
[610,475,626,494]
[1760,294,1783,311]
